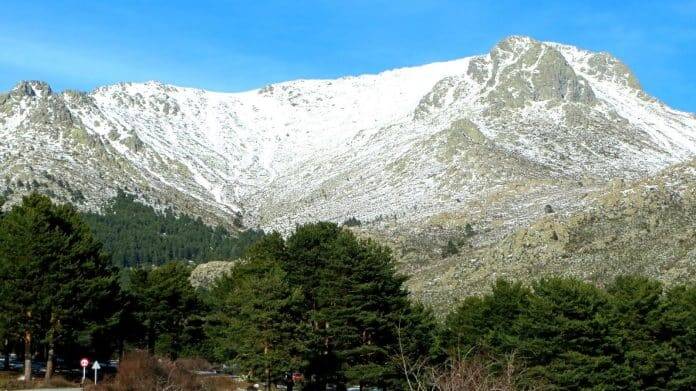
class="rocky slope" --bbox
[2,36,696,301]
[391,157,696,308]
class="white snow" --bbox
[1,37,695,232]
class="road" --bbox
[15,389,82,391]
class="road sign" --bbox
[80,358,89,384]
[92,360,101,385]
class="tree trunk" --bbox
[44,341,54,382]
[23,329,31,383]
[118,336,125,360]
[264,345,271,391]
[147,327,155,355]
[3,338,10,371]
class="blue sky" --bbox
[1,1,694,111]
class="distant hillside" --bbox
[82,191,264,267]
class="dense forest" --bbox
[81,191,264,267]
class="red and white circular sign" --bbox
[80,358,89,368]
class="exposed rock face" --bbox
[484,36,596,107]
[189,261,236,289]
[586,53,642,90]
[389,158,696,308]
[11,80,53,98]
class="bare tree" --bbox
[396,322,528,391]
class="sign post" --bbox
[80,358,89,384]
[92,361,101,385]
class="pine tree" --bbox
[464,223,475,237]
[285,223,414,389]
[661,284,696,388]
[124,262,206,360]
[81,190,264,267]
[206,257,306,391]
[0,193,122,382]
[443,276,696,389]
[207,222,425,390]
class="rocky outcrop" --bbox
[189,261,236,289]
[483,36,596,107]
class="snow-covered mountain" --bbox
[1,36,695,235]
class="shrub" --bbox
[441,239,459,258]
[342,216,362,227]
[0,373,78,389]
[432,357,520,391]
[175,357,214,372]
[88,350,203,391]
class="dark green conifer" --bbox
[0,193,122,381]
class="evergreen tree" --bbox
[444,276,696,389]
[444,279,530,357]
[124,262,206,360]
[341,217,362,227]
[464,223,475,237]
[206,257,306,390]
[393,302,444,389]
[0,193,122,382]
[657,284,696,388]
[207,222,425,390]
[285,223,415,389]
[606,276,675,389]
[513,278,620,389]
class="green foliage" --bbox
[660,284,696,388]
[441,239,459,258]
[81,191,264,267]
[207,222,436,389]
[397,302,445,370]
[0,193,122,364]
[206,257,306,382]
[341,217,362,227]
[444,279,530,355]
[444,276,696,389]
[123,262,207,360]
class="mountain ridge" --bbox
[1,36,695,240]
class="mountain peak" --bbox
[480,36,596,107]
[12,80,53,98]
[493,35,540,54]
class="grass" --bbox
[0,371,79,390]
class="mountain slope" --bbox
[395,156,696,308]
[1,35,695,241]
